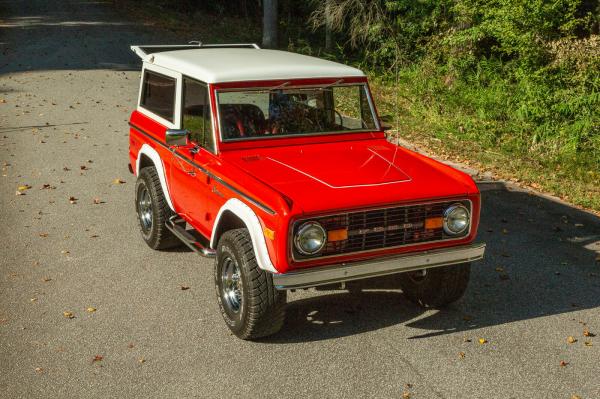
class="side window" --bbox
[141,70,175,122]
[182,77,214,152]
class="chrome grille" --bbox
[293,200,470,260]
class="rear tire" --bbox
[215,228,286,340]
[398,263,470,307]
[135,166,180,250]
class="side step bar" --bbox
[165,216,216,258]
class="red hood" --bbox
[222,138,478,214]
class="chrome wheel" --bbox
[137,185,153,232]
[221,256,242,314]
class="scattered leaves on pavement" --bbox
[584,341,593,347]
[92,355,103,363]
[63,311,74,319]
[42,277,51,282]
[567,336,577,344]
[478,338,487,344]
[138,357,146,364]
[35,367,43,373]
[92,198,104,204]
[180,285,190,291]
[68,196,77,204]
[127,343,134,349]
[39,232,48,237]
[560,360,569,367]
[458,352,466,359]
[17,184,32,191]
[495,267,505,272]
[86,307,96,313]
[112,178,125,184]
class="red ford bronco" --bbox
[128,43,485,339]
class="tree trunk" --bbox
[325,0,332,50]
[262,0,278,48]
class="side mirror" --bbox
[166,129,189,147]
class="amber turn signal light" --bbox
[327,228,348,242]
[425,216,443,230]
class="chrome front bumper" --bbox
[272,243,486,290]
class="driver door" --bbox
[168,77,219,239]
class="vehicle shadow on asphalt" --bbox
[266,186,600,343]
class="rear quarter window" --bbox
[140,70,175,122]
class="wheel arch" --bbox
[211,198,277,273]
[136,143,175,211]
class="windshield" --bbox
[217,84,378,141]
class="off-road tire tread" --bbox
[217,229,286,339]
[136,166,180,250]
[398,263,471,308]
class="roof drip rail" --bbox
[130,43,260,59]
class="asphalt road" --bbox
[1,1,600,398]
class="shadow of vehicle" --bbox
[266,184,600,343]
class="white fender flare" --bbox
[136,144,175,211]
[211,198,277,273]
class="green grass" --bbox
[370,63,600,212]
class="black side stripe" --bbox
[129,123,276,216]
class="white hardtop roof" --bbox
[143,48,366,84]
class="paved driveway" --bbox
[1,1,599,398]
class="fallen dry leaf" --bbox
[571,395,582,399]
[583,328,595,337]
[86,307,96,313]
[61,250,70,255]
[92,355,103,363]
[584,341,593,347]
[35,367,43,373]
[499,273,510,281]
[138,357,146,364]
[63,311,74,319]
[79,165,88,170]
[68,196,77,204]
[567,336,577,344]
[180,285,190,291]
[127,343,135,349]
[478,338,487,344]
[42,277,51,282]
[458,352,466,359]
[495,267,505,272]
[112,178,126,184]
[39,233,48,238]
[92,198,103,205]
[560,360,569,367]
[63,166,70,171]
[15,191,25,196]
[402,392,410,399]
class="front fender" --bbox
[211,198,277,273]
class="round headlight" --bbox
[443,204,470,235]
[294,222,326,255]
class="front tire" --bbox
[398,263,471,307]
[135,166,180,250]
[215,229,286,340]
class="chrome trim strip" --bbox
[290,199,474,262]
[272,243,486,290]
[129,123,276,215]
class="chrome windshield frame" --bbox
[215,82,381,143]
